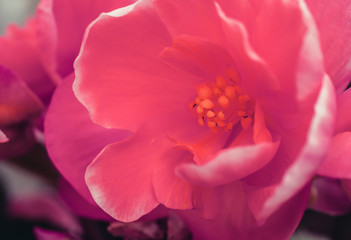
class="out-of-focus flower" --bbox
[0,129,9,143]
[0,0,135,158]
[0,161,82,237]
[0,16,54,157]
[34,227,80,240]
[46,0,339,239]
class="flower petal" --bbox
[74,0,199,131]
[317,132,351,179]
[306,0,351,92]
[45,75,130,204]
[85,126,174,222]
[177,182,309,240]
[176,138,280,186]
[153,147,194,210]
[248,75,336,222]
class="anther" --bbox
[217,111,226,120]
[212,87,221,96]
[200,99,214,109]
[241,117,252,129]
[216,76,227,89]
[207,121,216,128]
[218,95,229,108]
[207,110,215,118]
[237,110,246,117]
[197,106,204,114]
[225,86,236,99]
[198,117,205,126]
[198,85,213,99]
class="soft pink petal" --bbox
[215,5,280,101]
[334,88,351,134]
[176,138,280,186]
[45,75,130,204]
[309,177,351,215]
[74,0,200,132]
[153,147,194,210]
[317,132,351,179]
[85,126,175,222]
[306,0,351,92]
[36,0,135,80]
[249,0,323,104]
[0,18,55,103]
[0,130,8,143]
[154,0,226,45]
[247,75,336,222]
[0,65,43,126]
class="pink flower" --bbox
[46,0,343,239]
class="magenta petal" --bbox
[256,75,336,221]
[36,0,135,80]
[0,65,43,126]
[309,177,351,215]
[176,139,280,186]
[306,0,351,92]
[0,130,8,143]
[85,127,174,222]
[318,132,351,179]
[45,75,130,204]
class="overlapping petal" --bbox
[45,75,130,203]
[85,126,170,222]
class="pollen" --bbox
[190,67,254,131]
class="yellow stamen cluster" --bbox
[190,68,254,132]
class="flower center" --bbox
[190,68,254,132]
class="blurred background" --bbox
[0,0,39,33]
